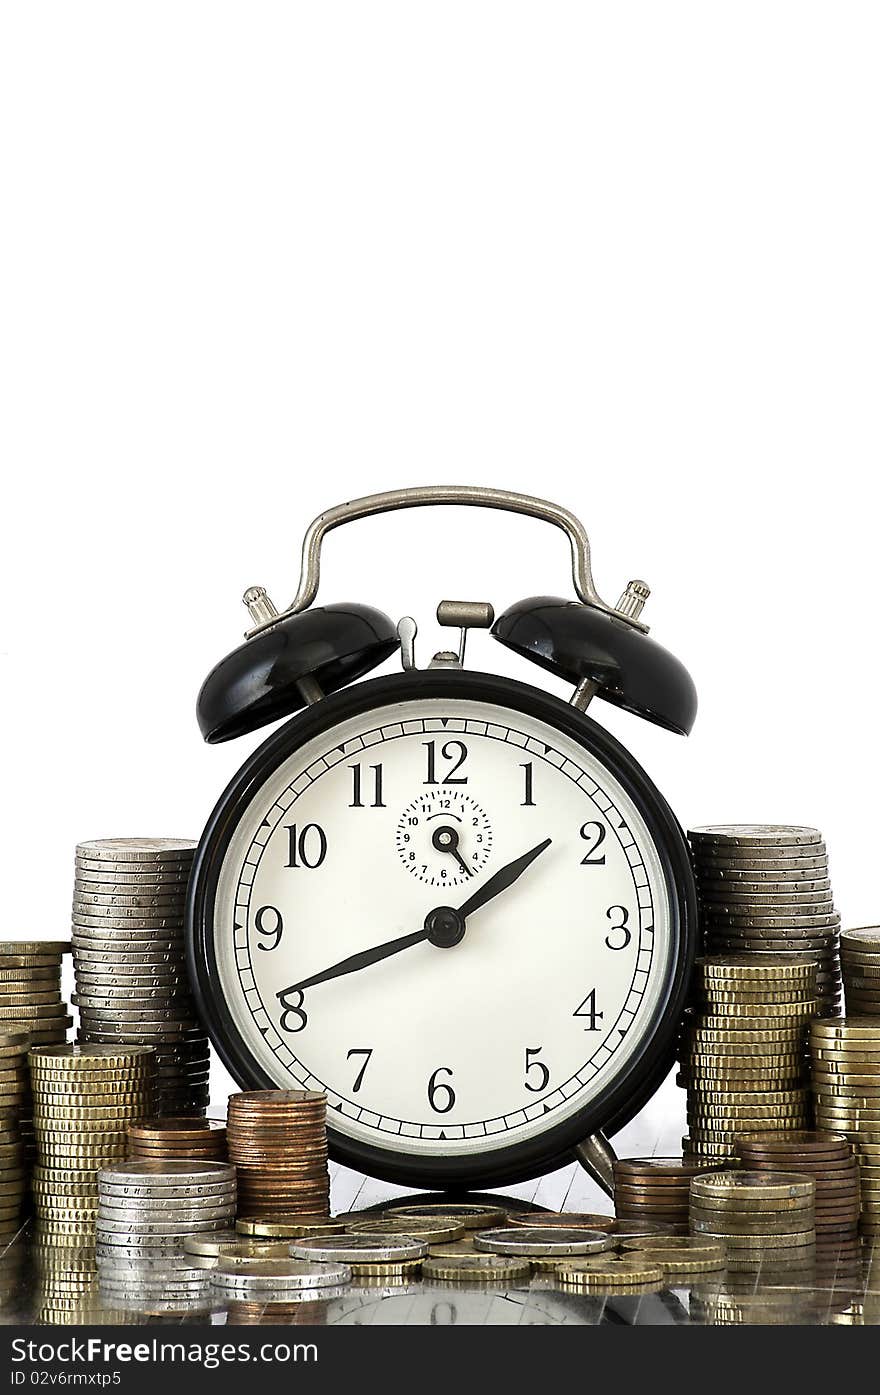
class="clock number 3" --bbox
[605,905,632,951]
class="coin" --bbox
[211,1257,351,1290]
[554,1257,666,1290]
[345,1217,464,1243]
[386,1202,508,1229]
[100,1160,235,1184]
[473,1227,612,1257]
[689,825,824,847]
[290,1233,427,1263]
[234,1215,344,1239]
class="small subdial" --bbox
[396,790,493,888]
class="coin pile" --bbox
[128,1117,226,1162]
[620,1235,727,1280]
[474,1226,612,1272]
[0,1029,31,1239]
[30,1045,155,1238]
[0,940,73,1166]
[679,955,816,1160]
[422,1253,531,1284]
[289,1232,426,1278]
[553,1256,666,1294]
[211,1255,351,1303]
[735,1130,860,1247]
[96,1157,237,1300]
[689,1170,816,1273]
[688,825,841,1016]
[226,1091,330,1217]
[811,1017,880,1237]
[841,928,880,1015]
[71,838,208,1116]
[613,1156,722,1233]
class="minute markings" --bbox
[232,713,656,1138]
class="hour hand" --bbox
[432,824,473,877]
[281,926,430,995]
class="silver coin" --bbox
[72,897,186,915]
[73,966,188,981]
[74,869,191,885]
[290,1234,427,1263]
[73,998,192,1015]
[75,853,192,876]
[73,916,186,932]
[97,1218,231,1236]
[73,977,188,993]
[101,1160,234,1183]
[99,1204,235,1224]
[76,839,196,860]
[100,1185,234,1204]
[700,891,834,908]
[73,945,186,961]
[73,892,188,915]
[473,1227,612,1256]
[211,1258,352,1290]
[689,826,824,847]
[96,1240,197,1258]
[72,932,186,947]
[693,859,831,880]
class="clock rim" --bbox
[186,668,698,1190]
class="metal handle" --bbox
[247,484,645,636]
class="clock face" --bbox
[199,680,686,1179]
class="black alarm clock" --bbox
[186,486,698,1192]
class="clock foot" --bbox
[574,1131,617,1197]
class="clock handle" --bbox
[574,1131,617,1198]
[246,484,646,637]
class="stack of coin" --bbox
[96,1158,237,1284]
[226,1091,330,1217]
[30,1044,155,1238]
[71,838,208,1116]
[553,1256,666,1294]
[619,1235,727,1281]
[613,1156,723,1233]
[841,928,880,1015]
[289,1232,425,1279]
[1,940,73,1165]
[211,1256,351,1303]
[473,1226,613,1272]
[688,825,841,1016]
[0,1029,31,1239]
[128,1117,226,1162]
[735,1130,860,1247]
[689,1170,816,1273]
[811,1017,880,1236]
[679,955,816,1160]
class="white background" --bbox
[2,3,879,1203]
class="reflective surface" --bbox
[1,1222,878,1326]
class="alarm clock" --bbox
[186,486,698,1192]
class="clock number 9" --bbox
[254,905,283,952]
[427,1066,456,1113]
[605,905,631,951]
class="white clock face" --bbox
[211,695,674,1159]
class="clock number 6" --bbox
[427,1066,456,1113]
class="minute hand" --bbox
[282,836,552,996]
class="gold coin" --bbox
[555,1258,665,1290]
[422,1255,530,1282]
[235,1215,345,1239]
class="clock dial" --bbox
[209,693,675,1161]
